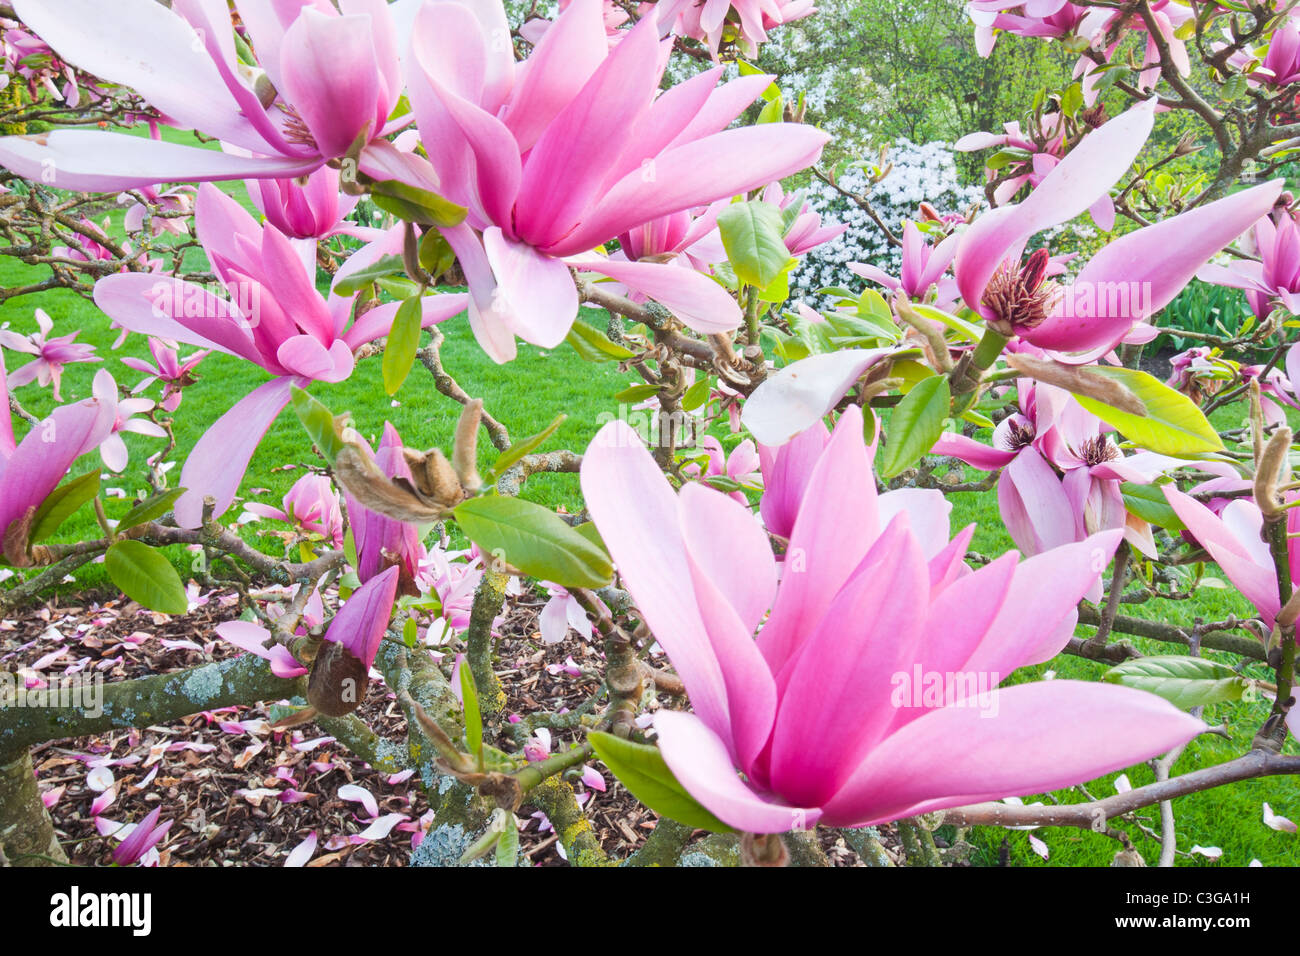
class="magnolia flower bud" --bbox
[307,640,369,717]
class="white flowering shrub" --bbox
[790,139,983,304]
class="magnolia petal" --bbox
[742,349,891,446]
[655,710,822,834]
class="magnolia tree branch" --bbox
[0,654,300,762]
[939,750,1300,830]
[0,750,67,866]
[1074,605,1267,662]
[417,331,511,451]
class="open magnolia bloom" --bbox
[581,406,1204,832]
[94,183,468,528]
[0,0,409,190]
[954,99,1283,362]
[404,0,829,360]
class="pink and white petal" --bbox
[819,681,1203,827]
[483,228,578,349]
[284,831,318,867]
[572,256,742,334]
[173,377,296,528]
[741,349,892,447]
[580,421,732,742]
[655,710,821,834]
[0,129,320,192]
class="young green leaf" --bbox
[1073,367,1224,456]
[382,295,424,395]
[453,495,613,588]
[115,487,186,534]
[105,540,189,615]
[290,387,345,465]
[589,732,734,833]
[460,660,483,766]
[369,179,467,228]
[717,201,789,289]
[28,470,101,544]
[331,254,406,296]
[564,319,636,362]
[1103,655,1250,709]
[879,375,950,478]
[487,414,567,481]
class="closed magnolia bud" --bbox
[307,640,369,717]
[1110,847,1146,867]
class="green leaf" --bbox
[331,254,406,296]
[460,659,483,765]
[1103,655,1249,709]
[495,815,520,868]
[681,377,712,412]
[453,495,613,588]
[1072,367,1224,456]
[1120,481,1186,531]
[105,540,189,615]
[382,295,424,395]
[564,318,636,362]
[573,521,610,558]
[487,415,567,480]
[418,229,457,279]
[115,488,186,534]
[403,617,419,649]
[756,93,783,124]
[29,470,101,544]
[369,179,467,227]
[1060,82,1084,118]
[589,732,734,833]
[910,303,984,344]
[756,263,792,303]
[717,201,790,289]
[290,388,345,465]
[879,375,950,478]
[614,383,662,403]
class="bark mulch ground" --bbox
[1,587,905,867]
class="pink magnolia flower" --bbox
[761,181,846,257]
[1214,17,1300,89]
[968,1,1099,57]
[850,221,959,303]
[655,0,815,57]
[582,405,1203,831]
[955,100,1283,362]
[934,379,1176,560]
[539,584,597,644]
[52,216,162,274]
[119,339,210,413]
[342,424,427,595]
[1162,487,1297,632]
[683,435,761,504]
[1198,211,1300,322]
[245,473,345,549]
[92,370,167,473]
[119,183,195,239]
[245,164,363,241]
[404,0,829,360]
[111,806,172,866]
[0,353,116,549]
[0,308,100,401]
[93,184,468,528]
[0,0,410,190]
[215,620,311,679]
[323,564,401,672]
[616,201,730,274]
